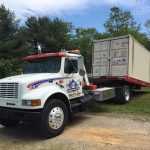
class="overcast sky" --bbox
[1,0,150,32]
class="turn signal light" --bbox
[31,99,41,106]
[22,99,41,106]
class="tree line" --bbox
[0,5,150,78]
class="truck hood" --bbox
[0,73,63,84]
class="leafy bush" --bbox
[0,59,22,79]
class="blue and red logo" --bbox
[67,80,79,92]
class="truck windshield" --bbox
[23,57,61,74]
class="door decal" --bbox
[67,79,80,92]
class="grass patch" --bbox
[86,88,150,116]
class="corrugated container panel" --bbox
[92,35,150,84]
[110,37,129,76]
[111,38,128,50]
[94,41,110,51]
[93,40,110,76]
[128,37,150,82]
[93,65,109,76]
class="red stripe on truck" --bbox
[124,75,150,87]
[97,75,150,87]
[22,52,65,61]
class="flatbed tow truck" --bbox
[0,50,127,138]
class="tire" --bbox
[115,86,131,104]
[40,99,68,138]
[0,119,19,127]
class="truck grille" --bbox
[0,83,19,99]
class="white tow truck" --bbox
[0,50,122,138]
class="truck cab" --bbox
[0,50,92,138]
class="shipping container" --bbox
[92,35,150,87]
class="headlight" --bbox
[22,99,41,106]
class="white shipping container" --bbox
[92,35,150,84]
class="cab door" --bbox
[64,57,83,99]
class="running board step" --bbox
[71,102,82,108]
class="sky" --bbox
[1,0,150,32]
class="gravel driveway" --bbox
[0,113,150,150]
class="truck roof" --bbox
[22,51,81,61]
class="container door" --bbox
[93,41,110,77]
[110,38,129,76]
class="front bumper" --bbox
[0,107,42,121]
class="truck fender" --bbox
[22,84,70,109]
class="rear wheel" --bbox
[115,86,131,104]
[40,99,68,138]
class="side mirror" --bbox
[79,69,85,76]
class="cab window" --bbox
[64,59,78,74]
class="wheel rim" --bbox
[124,87,130,101]
[48,107,64,130]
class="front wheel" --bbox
[40,99,68,138]
[115,86,131,104]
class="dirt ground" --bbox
[0,113,150,150]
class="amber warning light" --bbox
[68,49,80,54]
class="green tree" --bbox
[0,5,24,58]
[104,7,139,36]
[0,59,21,78]
[145,20,150,36]
[0,5,24,78]
[104,7,150,50]
[70,28,99,73]
[21,17,72,53]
